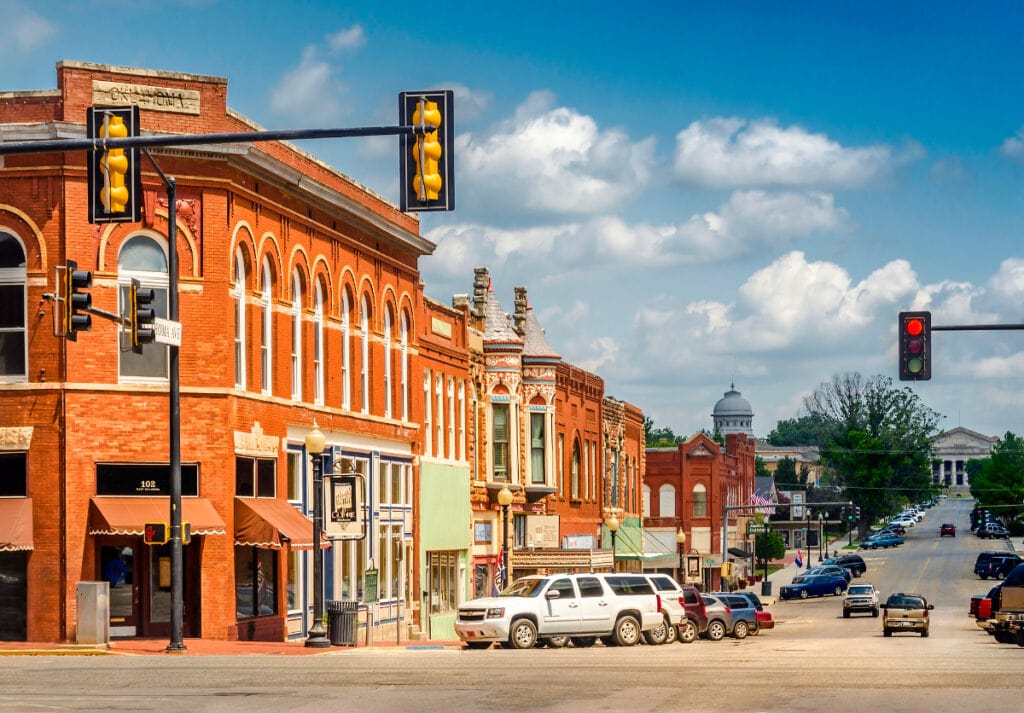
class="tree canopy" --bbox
[765,414,827,446]
[802,372,942,536]
[968,432,1024,519]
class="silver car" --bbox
[843,582,880,617]
[700,594,736,641]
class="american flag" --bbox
[750,491,776,515]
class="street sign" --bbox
[364,568,379,602]
[153,317,182,346]
[746,523,770,535]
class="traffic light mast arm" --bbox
[0,124,436,156]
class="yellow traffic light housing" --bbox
[399,90,454,212]
[721,561,734,578]
[129,278,157,353]
[62,259,93,341]
[143,522,169,545]
[87,106,142,223]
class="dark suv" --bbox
[823,554,867,578]
[975,551,1009,578]
[982,554,1023,580]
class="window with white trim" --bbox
[260,257,272,395]
[400,313,409,421]
[291,271,302,401]
[447,377,455,458]
[383,308,392,418]
[360,296,369,413]
[341,289,351,410]
[233,248,246,389]
[435,374,443,457]
[658,483,675,517]
[492,402,509,482]
[313,281,324,405]
[457,381,466,462]
[0,232,27,382]
[119,235,168,381]
[423,370,432,457]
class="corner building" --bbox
[0,61,436,642]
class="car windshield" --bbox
[498,578,548,598]
[848,585,873,596]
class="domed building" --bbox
[712,383,754,437]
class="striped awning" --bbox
[89,497,227,536]
[0,498,33,551]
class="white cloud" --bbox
[989,257,1024,298]
[1000,126,1024,161]
[459,90,656,217]
[0,5,55,57]
[673,117,906,188]
[269,26,365,123]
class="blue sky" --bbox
[4,1,1024,438]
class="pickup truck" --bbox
[455,572,663,649]
[985,563,1024,646]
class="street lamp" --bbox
[805,508,812,570]
[676,529,687,582]
[818,513,824,562]
[607,515,620,571]
[497,486,513,588]
[304,420,330,648]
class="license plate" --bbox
[897,621,913,626]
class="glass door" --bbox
[100,542,138,636]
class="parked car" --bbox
[975,551,1008,578]
[699,594,735,641]
[970,586,1000,623]
[823,554,867,577]
[843,582,880,618]
[978,523,1010,539]
[882,592,933,637]
[881,524,906,537]
[711,592,760,638]
[860,532,904,549]
[981,553,1023,580]
[805,565,852,582]
[939,523,956,537]
[455,573,663,649]
[779,573,849,600]
[641,575,706,645]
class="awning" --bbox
[728,547,753,559]
[234,497,324,550]
[89,497,227,536]
[0,498,33,551]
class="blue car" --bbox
[860,532,904,549]
[779,574,848,600]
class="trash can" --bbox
[761,580,772,597]
[327,600,358,646]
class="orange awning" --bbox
[0,498,33,552]
[234,497,324,550]
[89,497,227,536]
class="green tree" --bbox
[773,457,799,486]
[803,372,941,537]
[765,414,826,446]
[644,417,681,446]
[755,456,770,478]
[969,432,1024,519]
[754,530,786,580]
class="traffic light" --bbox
[143,522,169,545]
[854,507,861,520]
[62,259,92,341]
[898,311,931,381]
[128,278,156,353]
[845,506,854,522]
[720,561,734,578]
[399,90,455,212]
[87,106,142,223]
[182,522,191,545]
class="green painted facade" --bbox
[418,461,471,640]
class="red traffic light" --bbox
[905,318,924,337]
[143,521,169,545]
[898,311,931,381]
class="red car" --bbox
[940,523,956,537]
[755,609,774,631]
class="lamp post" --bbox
[607,515,620,572]
[304,421,330,648]
[805,509,812,570]
[676,529,687,582]
[818,513,824,562]
[497,486,513,588]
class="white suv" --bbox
[455,572,663,649]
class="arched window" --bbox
[290,270,302,401]
[642,484,651,518]
[383,307,392,418]
[423,370,432,456]
[360,296,370,413]
[232,248,246,388]
[400,312,409,422]
[120,235,168,380]
[571,439,581,500]
[457,380,466,462]
[0,231,27,381]
[658,483,676,518]
[447,377,456,459]
[260,257,272,395]
[492,399,509,482]
[340,289,351,410]
[435,374,444,454]
[313,280,324,405]
[692,483,708,517]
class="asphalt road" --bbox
[1,498,1020,713]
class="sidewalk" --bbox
[0,637,465,656]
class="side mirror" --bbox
[545,589,561,600]
[927,604,934,610]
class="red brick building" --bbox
[644,433,757,588]
[0,61,434,642]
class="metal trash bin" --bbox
[761,580,772,597]
[327,600,358,646]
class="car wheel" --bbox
[545,635,570,649]
[799,589,809,599]
[995,630,1012,644]
[834,585,844,596]
[599,635,617,647]
[570,636,596,648]
[1015,630,1024,647]
[706,620,726,641]
[664,622,679,645]
[749,620,760,636]
[465,641,491,650]
[921,629,929,637]
[843,609,851,618]
[872,607,879,617]
[509,619,538,649]
[883,628,892,637]
[614,615,641,647]
[732,620,749,639]
[980,574,989,580]
[678,619,698,644]
[642,619,668,646]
